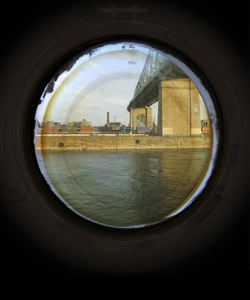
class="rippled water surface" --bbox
[36,149,210,227]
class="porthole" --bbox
[34,41,218,229]
[1,0,247,274]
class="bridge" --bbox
[127,49,202,136]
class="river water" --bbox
[36,149,211,228]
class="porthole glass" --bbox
[34,42,218,228]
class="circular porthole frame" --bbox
[0,2,247,273]
[33,39,219,230]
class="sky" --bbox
[35,42,208,127]
[36,43,150,126]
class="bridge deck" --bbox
[127,54,187,111]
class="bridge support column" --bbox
[145,106,153,130]
[158,79,201,136]
[130,107,153,131]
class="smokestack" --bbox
[107,112,110,126]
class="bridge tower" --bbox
[130,107,153,131]
[158,78,201,136]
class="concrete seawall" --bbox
[35,134,211,151]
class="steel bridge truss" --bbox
[127,49,187,111]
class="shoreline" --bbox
[34,134,211,151]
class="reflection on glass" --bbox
[34,42,215,228]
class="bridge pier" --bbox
[158,79,201,136]
[130,107,153,131]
